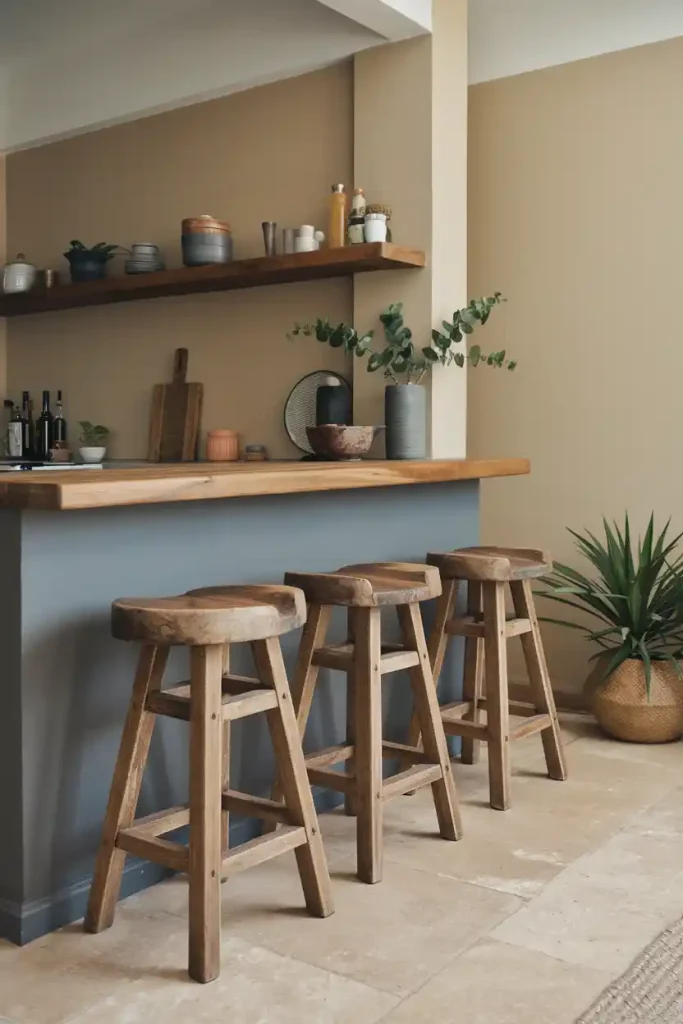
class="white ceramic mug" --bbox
[298,224,315,239]
[294,236,316,253]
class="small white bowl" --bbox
[79,446,107,464]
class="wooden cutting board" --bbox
[147,347,203,462]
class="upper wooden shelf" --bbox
[0,243,425,318]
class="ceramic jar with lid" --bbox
[3,254,38,294]
[181,215,233,266]
[364,213,388,244]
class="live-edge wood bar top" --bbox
[0,458,529,512]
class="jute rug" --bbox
[577,916,683,1022]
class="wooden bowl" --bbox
[306,425,381,460]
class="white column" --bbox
[353,0,468,457]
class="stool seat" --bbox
[284,562,442,607]
[112,585,306,646]
[427,546,552,582]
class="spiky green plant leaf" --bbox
[537,514,683,700]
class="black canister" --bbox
[316,380,351,425]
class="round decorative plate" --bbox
[284,370,352,453]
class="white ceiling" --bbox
[0,0,388,151]
[1,0,682,151]
[469,0,683,84]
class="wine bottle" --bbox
[36,390,53,460]
[21,391,34,458]
[53,390,67,444]
[7,402,22,458]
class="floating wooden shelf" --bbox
[0,243,425,318]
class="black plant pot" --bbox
[65,253,111,283]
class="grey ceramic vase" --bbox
[385,383,427,460]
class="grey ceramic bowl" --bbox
[306,425,382,461]
[181,234,233,267]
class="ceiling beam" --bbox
[315,0,431,41]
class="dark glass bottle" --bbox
[53,390,67,444]
[36,390,53,460]
[7,402,23,458]
[21,391,34,458]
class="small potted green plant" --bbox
[64,241,124,283]
[78,421,110,463]
[537,514,683,743]
[288,294,514,459]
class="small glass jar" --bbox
[364,213,388,243]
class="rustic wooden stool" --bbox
[271,562,463,885]
[407,547,567,811]
[85,585,333,984]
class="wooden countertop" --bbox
[0,458,529,511]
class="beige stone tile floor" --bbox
[1,713,682,1023]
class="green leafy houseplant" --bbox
[537,514,683,696]
[64,240,121,260]
[288,294,516,383]
[64,241,125,283]
[79,421,110,447]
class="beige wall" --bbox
[5,65,353,458]
[468,36,683,695]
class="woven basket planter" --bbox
[588,657,683,743]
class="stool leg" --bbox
[483,582,511,811]
[461,581,485,765]
[404,578,458,756]
[345,608,358,817]
[221,644,231,861]
[188,645,224,984]
[85,644,168,934]
[254,637,334,918]
[511,580,567,781]
[265,604,331,833]
[354,607,383,884]
[398,604,463,840]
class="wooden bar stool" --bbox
[272,562,463,885]
[407,547,567,811]
[85,585,333,984]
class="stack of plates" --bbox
[125,243,165,275]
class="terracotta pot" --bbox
[590,656,683,743]
[205,430,239,461]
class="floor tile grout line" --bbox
[63,916,408,1011]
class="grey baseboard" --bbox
[0,791,344,946]
[0,858,171,946]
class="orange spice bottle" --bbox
[328,184,347,248]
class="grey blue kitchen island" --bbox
[0,458,528,944]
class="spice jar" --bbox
[206,429,240,461]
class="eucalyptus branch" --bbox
[287,291,514,384]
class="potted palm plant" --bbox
[538,515,683,743]
[288,294,515,459]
